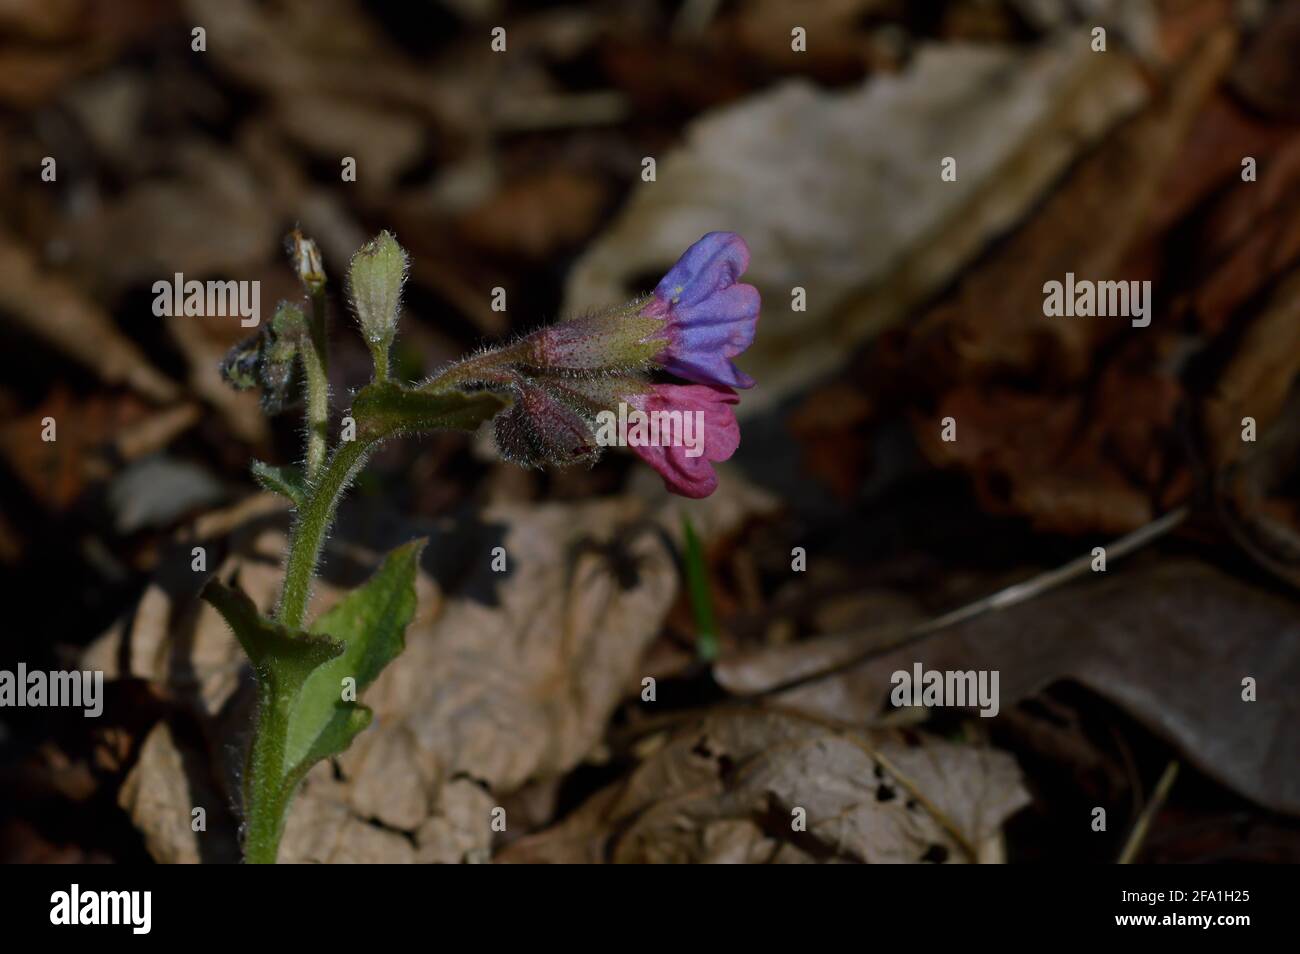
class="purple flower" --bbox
[640,232,760,389]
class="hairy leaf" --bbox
[284,538,427,770]
[251,460,308,507]
[200,578,342,700]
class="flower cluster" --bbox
[436,232,760,498]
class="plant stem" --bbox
[246,435,377,863]
[369,339,390,383]
[241,687,295,864]
[302,285,330,480]
[276,437,375,630]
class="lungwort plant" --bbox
[208,229,760,862]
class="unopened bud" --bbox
[494,382,598,468]
[288,230,326,295]
[348,231,409,375]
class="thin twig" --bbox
[1118,760,1179,864]
[609,508,1190,754]
[750,507,1189,700]
[302,284,330,480]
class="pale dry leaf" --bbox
[93,480,772,862]
[118,721,239,865]
[64,142,279,294]
[563,34,1147,414]
[501,708,1029,864]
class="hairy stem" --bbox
[302,285,330,480]
[248,435,377,863]
[276,437,375,630]
[241,685,296,864]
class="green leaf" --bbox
[251,460,308,507]
[282,538,427,771]
[681,514,719,662]
[200,578,342,700]
[351,381,509,441]
[202,546,423,862]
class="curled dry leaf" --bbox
[717,557,1300,815]
[500,708,1030,864]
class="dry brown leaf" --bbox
[1202,266,1300,472]
[92,477,775,862]
[1181,139,1300,335]
[0,386,156,511]
[0,231,178,403]
[564,33,1147,415]
[1211,375,1300,589]
[456,169,611,261]
[907,27,1235,384]
[500,708,1029,864]
[274,93,423,193]
[913,363,1183,535]
[64,143,279,295]
[118,721,240,865]
[716,557,1300,815]
[1231,0,1300,120]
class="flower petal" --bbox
[654,232,751,308]
[646,233,760,390]
[629,384,740,498]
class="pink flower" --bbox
[627,383,740,498]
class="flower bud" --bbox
[494,381,599,468]
[287,229,326,295]
[348,231,409,375]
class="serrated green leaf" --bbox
[351,381,508,441]
[251,460,308,507]
[281,538,426,770]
